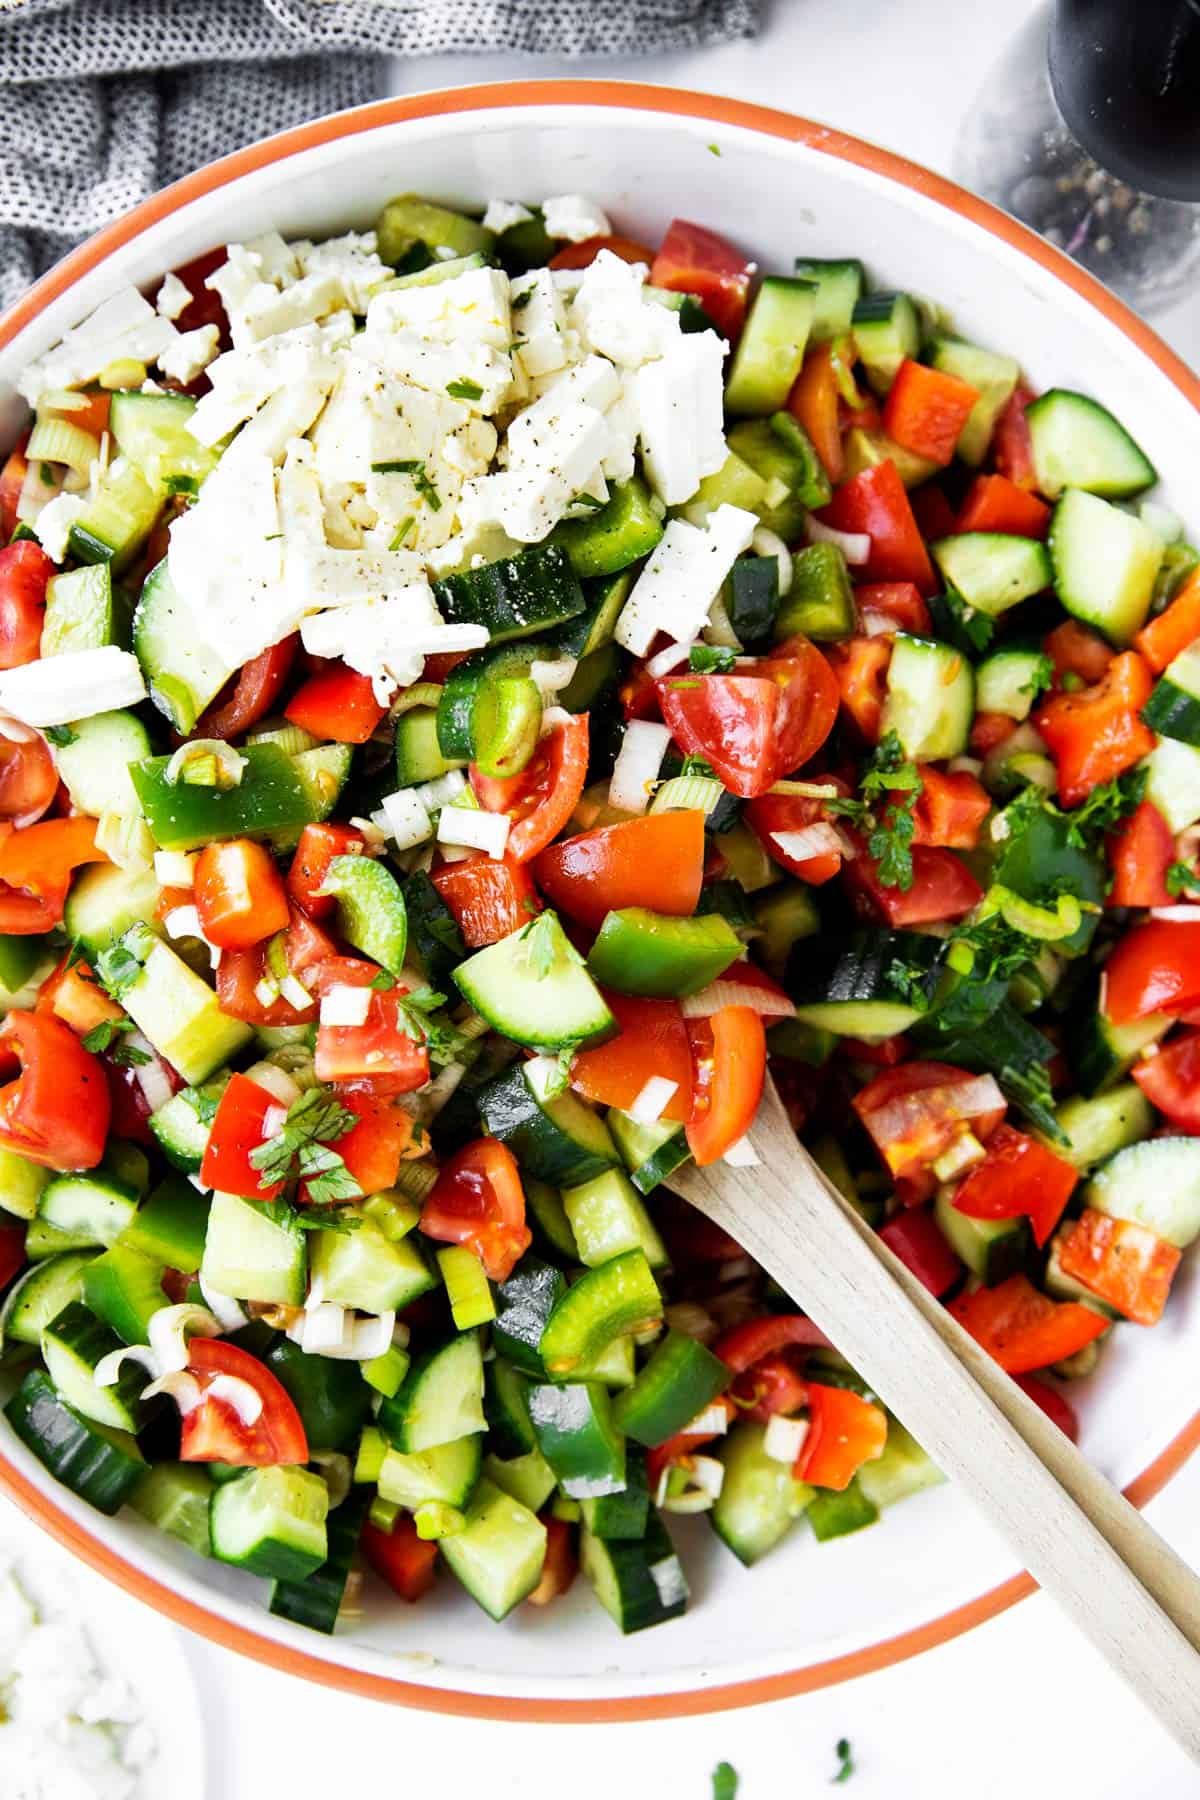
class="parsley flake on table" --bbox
[832,1737,855,1783]
[711,1762,738,1800]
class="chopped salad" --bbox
[0,190,1195,1637]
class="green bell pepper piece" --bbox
[587,908,742,998]
[130,744,316,852]
[0,934,49,994]
[527,1382,626,1499]
[321,855,408,976]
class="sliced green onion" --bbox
[649,775,725,817]
[368,1495,400,1533]
[978,883,1084,942]
[414,1501,465,1541]
[246,721,320,755]
[363,1187,424,1234]
[26,416,99,479]
[391,681,443,718]
[164,738,246,790]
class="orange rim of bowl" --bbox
[1,80,1197,1720]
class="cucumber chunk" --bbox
[133,560,233,735]
[4,1367,144,1515]
[210,1464,329,1581]
[1085,1137,1200,1248]
[724,277,816,415]
[581,1508,688,1632]
[455,913,613,1050]
[1049,488,1163,646]
[711,1419,813,1566]
[1026,390,1156,501]
[881,633,974,760]
[439,1477,547,1621]
[931,533,1051,616]
[379,1331,486,1453]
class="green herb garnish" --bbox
[689,645,738,674]
[446,378,484,401]
[43,724,77,747]
[861,731,923,890]
[1166,861,1200,897]
[1062,765,1146,848]
[832,1738,855,1784]
[248,1086,362,1201]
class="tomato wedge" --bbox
[431,853,540,948]
[195,637,297,741]
[656,638,838,799]
[199,1072,284,1200]
[287,823,367,920]
[194,838,291,951]
[745,792,843,884]
[215,907,335,1027]
[910,766,991,851]
[1107,800,1174,909]
[570,992,695,1123]
[285,664,385,744]
[0,542,54,670]
[323,1085,420,1198]
[313,973,430,1091]
[471,713,588,862]
[1103,920,1200,1025]
[1034,651,1155,807]
[877,1207,963,1297]
[419,1138,532,1283]
[685,1006,766,1166]
[842,837,982,927]
[180,1339,309,1467]
[0,731,57,830]
[1133,1030,1200,1131]
[817,461,936,595]
[0,1010,110,1170]
[712,1315,831,1372]
[531,810,705,929]
[649,219,753,339]
[951,1121,1078,1248]
[548,234,655,270]
[361,1513,438,1602]
[853,1061,1006,1181]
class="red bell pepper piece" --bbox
[0,1010,110,1170]
[320,1085,419,1198]
[1043,619,1114,688]
[787,344,844,482]
[827,637,891,745]
[1014,1375,1078,1441]
[712,1314,831,1374]
[194,838,291,951]
[361,1513,438,1602]
[951,1121,1078,1248]
[794,1383,888,1491]
[431,852,540,948]
[881,360,980,466]
[570,991,695,1123]
[948,1274,1108,1374]
[878,1206,963,1297]
[1034,651,1155,808]
[0,541,54,670]
[817,462,936,595]
[1133,1029,1200,1131]
[285,663,385,744]
[685,1006,767,1167]
[1135,566,1200,673]
[1056,1208,1180,1326]
[649,219,753,340]
[1107,800,1175,909]
[853,581,931,637]
[1102,919,1200,1025]
[286,823,368,920]
[911,765,991,850]
[532,811,704,931]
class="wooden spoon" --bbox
[670,1075,1200,1759]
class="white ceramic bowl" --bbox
[0,82,1196,1722]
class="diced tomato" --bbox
[1056,1207,1180,1326]
[1107,800,1175,909]
[618,662,661,721]
[992,383,1037,490]
[1135,566,1200,673]
[0,1222,25,1291]
[684,1006,766,1167]
[419,1138,531,1283]
[787,344,844,482]
[1015,1375,1078,1441]
[322,1085,420,1198]
[948,1274,1108,1374]
[649,219,753,340]
[527,1514,576,1606]
[712,1314,831,1373]
[842,836,983,927]
[166,247,231,347]
[471,713,589,862]
[839,1033,910,1066]
[420,650,471,684]
[818,462,936,595]
[745,790,843,884]
[194,838,290,951]
[0,439,29,541]
[194,637,297,740]
[732,1350,808,1422]
[180,1339,308,1467]
[911,765,991,850]
[1103,919,1200,1025]
[854,581,930,637]
[853,1061,1006,1181]
[0,731,57,832]
[970,710,1018,758]
[431,852,540,948]
[361,1513,438,1602]
[878,1206,963,1297]
[1133,1030,1200,1131]
[910,483,958,542]
[200,1073,283,1200]
[285,664,385,744]
[570,991,694,1123]
[0,815,107,934]
[881,360,980,466]
[1043,619,1114,688]
[0,1008,109,1171]
[548,234,655,270]
[286,822,367,920]
[35,954,122,1036]
[314,977,430,1091]
[951,1121,1078,1248]
[215,906,335,1027]
[794,1382,888,1491]
[0,542,54,671]
[827,636,890,743]
[532,810,705,930]
[657,638,839,799]
[955,473,1050,539]
[1034,651,1155,808]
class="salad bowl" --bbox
[0,81,1196,1720]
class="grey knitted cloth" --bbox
[0,0,760,308]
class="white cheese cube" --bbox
[614,505,758,655]
[155,271,192,320]
[636,331,729,505]
[0,647,146,726]
[543,194,613,243]
[156,324,220,387]
[33,492,86,564]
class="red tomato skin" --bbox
[955,474,1050,539]
[745,792,842,884]
[657,640,839,799]
[0,542,54,670]
[362,1514,438,1602]
[1056,1208,1180,1326]
[910,766,991,851]
[320,1086,418,1198]
[878,1207,963,1296]
[1103,921,1200,1026]
[685,1007,767,1167]
[549,234,656,270]
[1107,801,1174,909]
[194,839,290,951]
[314,988,430,1090]
[854,581,931,636]
[419,1138,532,1283]
[215,908,336,1027]
[951,1121,1078,1248]
[818,462,936,595]
[842,838,982,927]
[794,1383,888,1490]
[1133,1031,1200,1131]
[200,1073,284,1200]
[992,383,1038,489]
[285,664,385,744]
[195,637,296,741]
[827,636,890,744]
[180,1339,308,1467]
[1014,1375,1078,1441]
[0,732,57,830]
[853,1061,1006,1181]
[287,823,367,920]
[431,853,540,948]
[650,219,753,339]
[472,714,589,863]
[0,1223,26,1290]
[570,991,695,1123]
[0,1011,110,1170]
[532,811,705,930]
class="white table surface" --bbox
[24,3,1200,1794]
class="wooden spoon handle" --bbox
[671,1079,1200,1759]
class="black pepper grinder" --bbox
[955,1,1200,314]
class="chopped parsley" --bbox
[391,986,466,1066]
[861,731,923,890]
[389,516,416,550]
[689,644,738,674]
[934,589,995,655]
[1166,861,1200,897]
[1020,652,1056,699]
[43,724,77,747]
[180,1085,220,1126]
[370,968,397,991]
[293,1207,362,1234]
[248,1086,362,1204]
[711,1764,738,1800]
[1062,765,1146,847]
[81,1017,148,1062]
[446,378,484,401]
[39,462,54,487]
[372,459,442,511]
[520,912,563,979]
[96,939,146,1003]
[832,1738,855,1784]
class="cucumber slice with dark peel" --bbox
[455,913,613,1049]
[555,477,663,578]
[613,1329,730,1448]
[270,1491,369,1635]
[1026,390,1157,501]
[528,1381,626,1498]
[792,257,864,343]
[433,544,585,645]
[933,1188,1031,1285]
[41,1301,145,1431]
[401,870,467,987]
[711,1419,813,1566]
[130,1462,214,1556]
[133,560,233,734]
[4,1367,144,1515]
[121,1173,212,1269]
[607,1110,691,1195]
[82,1245,167,1346]
[1047,1085,1154,1171]
[439,1477,547,1621]
[491,1255,568,1377]
[931,533,1051,616]
[259,1334,373,1452]
[581,1507,688,1633]
[789,931,944,1041]
[320,854,407,976]
[1048,489,1162,646]
[725,276,816,415]
[484,1358,537,1458]
[210,1464,329,1581]
[580,1446,650,1540]
[0,1250,96,1351]
[378,1331,485,1454]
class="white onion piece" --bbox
[763,1414,809,1464]
[16,456,63,524]
[722,1134,761,1167]
[1149,906,1200,922]
[661,1453,725,1512]
[310,1449,352,1510]
[539,704,572,738]
[860,610,895,638]
[752,525,793,597]
[348,1311,397,1361]
[164,737,246,788]
[683,1403,731,1439]
[206,1373,264,1426]
[298,1302,350,1355]
[644,640,693,679]
[278,973,310,1010]
[530,657,578,695]
[628,1075,678,1125]
[864,1075,1005,1147]
[0,712,42,744]
[681,981,796,1020]
[199,1276,248,1333]
[609,719,671,815]
[771,823,844,863]
[147,1302,222,1375]
[141,1369,203,1414]
[94,1344,159,1389]
[948,756,984,776]
[437,804,510,859]
[163,905,202,942]
[320,984,372,1028]
[805,513,870,564]
[243,1061,302,1108]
